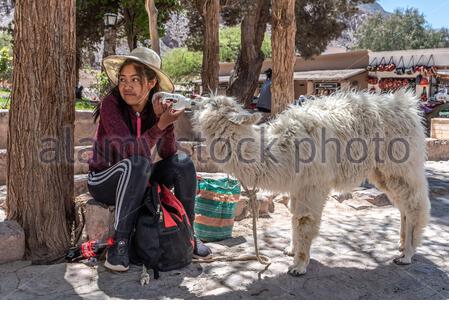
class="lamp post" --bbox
[104,12,118,28]
[102,13,118,63]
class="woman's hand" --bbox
[157,106,184,130]
[153,96,172,118]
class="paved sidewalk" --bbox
[0,162,448,299]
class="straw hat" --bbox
[102,47,174,93]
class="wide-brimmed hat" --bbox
[103,47,174,93]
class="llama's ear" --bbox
[229,112,262,125]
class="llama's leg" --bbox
[283,195,297,256]
[369,168,406,252]
[394,218,415,265]
[288,188,329,276]
[399,212,406,252]
[381,173,430,265]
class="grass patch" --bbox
[0,96,95,110]
[75,99,95,110]
[0,89,10,109]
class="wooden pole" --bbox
[145,0,160,55]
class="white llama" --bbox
[193,90,430,276]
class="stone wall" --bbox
[426,138,449,161]
[0,110,8,150]
[0,110,97,149]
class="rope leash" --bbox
[193,177,271,268]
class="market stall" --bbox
[368,49,449,135]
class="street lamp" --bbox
[103,13,118,27]
[102,13,119,66]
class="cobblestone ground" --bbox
[0,162,448,299]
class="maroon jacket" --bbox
[88,93,177,172]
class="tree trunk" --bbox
[200,0,220,94]
[102,26,117,60]
[7,0,76,263]
[123,8,138,51]
[226,0,270,106]
[75,45,81,87]
[145,0,160,55]
[271,0,296,114]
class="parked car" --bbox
[435,88,449,103]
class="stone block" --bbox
[0,148,6,185]
[0,184,5,199]
[234,196,249,221]
[344,198,373,211]
[74,110,96,147]
[234,193,274,220]
[332,192,353,203]
[366,193,391,207]
[0,185,6,221]
[74,174,88,196]
[0,145,92,185]
[76,193,114,242]
[0,220,25,264]
[74,146,92,175]
[258,192,277,213]
[426,138,449,161]
[274,194,290,208]
[0,110,97,149]
[353,188,391,207]
[257,194,270,216]
[0,110,8,149]
[431,118,449,140]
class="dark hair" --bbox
[264,68,272,80]
[93,59,160,124]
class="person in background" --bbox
[256,68,272,113]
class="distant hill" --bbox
[160,1,391,54]
[0,1,390,58]
[328,1,391,50]
[0,0,13,31]
[358,2,389,15]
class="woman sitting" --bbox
[88,47,211,272]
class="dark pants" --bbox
[87,154,197,237]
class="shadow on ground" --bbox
[201,255,449,300]
[1,163,447,300]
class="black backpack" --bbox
[129,182,194,279]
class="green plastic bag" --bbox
[194,176,241,242]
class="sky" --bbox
[378,0,449,29]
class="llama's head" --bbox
[192,95,262,136]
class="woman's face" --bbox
[118,63,157,107]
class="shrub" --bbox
[219,26,272,62]
[0,46,12,82]
[162,48,203,83]
[93,71,113,98]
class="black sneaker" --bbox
[193,237,212,259]
[104,238,129,272]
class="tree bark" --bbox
[145,0,160,55]
[199,0,220,94]
[123,8,138,51]
[102,25,117,65]
[271,0,296,114]
[226,0,270,106]
[7,0,76,263]
[75,45,81,87]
